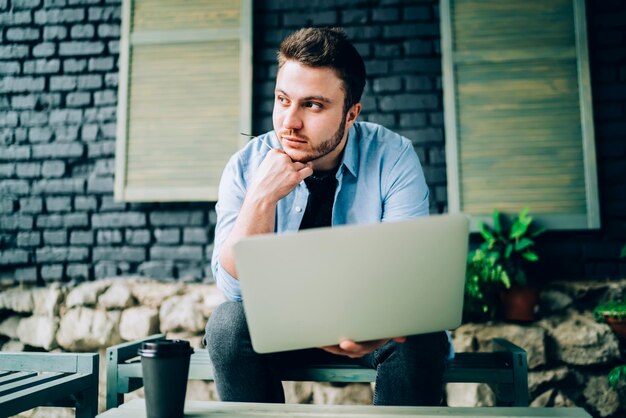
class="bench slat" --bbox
[0,353,79,373]
[0,371,38,385]
[0,372,67,397]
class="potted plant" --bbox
[463,249,511,322]
[594,300,626,341]
[477,208,545,322]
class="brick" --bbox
[66,92,91,107]
[14,128,28,143]
[150,211,204,226]
[43,229,67,245]
[0,215,34,230]
[20,111,48,127]
[0,180,30,195]
[403,6,430,21]
[33,43,56,57]
[15,267,38,282]
[399,112,427,128]
[6,27,40,41]
[70,230,93,245]
[138,261,175,280]
[23,59,61,76]
[429,147,446,165]
[71,23,95,38]
[69,0,101,4]
[43,25,67,40]
[87,140,115,157]
[126,229,150,245]
[1,76,46,93]
[17,231,41,247]
[373,7,399,22]
[16,162,41,178]
[36,246,89,262]
[342,9,367,24]
[430,112,443,126]
[59,41,105,56]
[87,176,113,193]
[0,249,29,265]
[42,161,65,177]
[392,58,441,73]
[100,123,117,139]
[54,125,79,141]
[19,197,42,213]
[88,57,114,72]
[364,60,389,76]
[343,26,382,41]
[97,229,122,244]
[46,196,72,212]
[373,76,402,93]
[154,228,180,244]
[31,178,85,195]
[379,94,438,111]
[32,142,84,159]
[374,43,401,58]
[0,112,18,127]
[183,227,208,244]
[94,90,116,106]
[66,263,90,280]
[104,73,118,88]
[88,6,121,22]
[63,58,87,73]
[41,264,64,281]
[44,0,68,7]
[98,23,120,38]
[93,246,146,262]
[404,39,432,55]
[77,74,103,90]
[13,0,42,8]
[0,129,14,145]
[34,8,85,24]
[0,163,15,177]
[150,246,203,261]
[92,212,146,228]
[383,23,439,38]
[0,46,29,59]
[407,127,444,144]
[405,75,433,91]
[0,62,21,75]
[50,75,77,91]
[74,196,97,211]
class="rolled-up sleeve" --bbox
[211,153,246,301]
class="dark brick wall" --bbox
[0,0,625,284]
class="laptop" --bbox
[233,213,470,353]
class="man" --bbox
[205,27,450,406]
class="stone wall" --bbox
[2,278,626,417]
[1,0,625,285]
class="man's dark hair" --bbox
[278,27,366,112]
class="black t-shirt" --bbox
[299,169,338,230]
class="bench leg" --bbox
[75,389,98,418]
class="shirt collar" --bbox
[338,124,359,178]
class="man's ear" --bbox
[346,103,362,127]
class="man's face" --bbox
[272,60,360,171]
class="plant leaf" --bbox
[492,209,501,234]
[530,227,546,238]
[478,221,495,242]
[522,251,539,262]
[505,244,513,259]
[515,238,534,252]
[620,244,626,258]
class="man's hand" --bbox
[321,337,406,359]
[247,149,313,204]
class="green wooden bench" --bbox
[106,334,528,410]
[0,352,99,418]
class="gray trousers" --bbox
[205,301,449,406]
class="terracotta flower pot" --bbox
[605,317,626,341]
[500,286,541,322]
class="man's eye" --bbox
[277,96,288,104]
[304,102,322,109]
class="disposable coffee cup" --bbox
[139,339,194,418]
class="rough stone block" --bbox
[1,76,46,93]
[104,72,118,88]
[37,246,89,263]
[0,46,29,59]
[31,178,85,195]
[92,212,146,228]
[66,263,90,280]
[0,145,30,161]
[120,306,159,341]
[17,231,41,247]
[0,249,30,265]
[97,229,122,244]
[43,230,68,245]
[154,228,180,244]
[66,91,91,107]
[0,179,30,196]
[87,176,113,193]
[15,266,38,282]
[88,56,114,72]
[183,228,208,244]
[19,197,42,214]
[41,160,65,177]
[98,23,120,38]
[87,6,121,22]
[43,25,67,40]
[19,111,47,127]
[49,109,82,125]
[6,27,40,41]
[41,263,64,281]
[45,196,72,212]
[94,261,129,279]
[126,228,150,245]
[74,195,97,211]
[71,23,95,38]
[150,246,204,261]
[34,8,85,24]
[70,230,93,245]
[99,282,134,309]
[54,125,79,141]
[59,40,105,56]
[0,198,16,213]
[33,42,56,57]
[94,159,115,175]
[99,195,126,212]
[94,90,116,106]
[150,211,204,227]
[93,246,146,262]
[16,162,41,178]
[31,142,84,159]
[63,58,87,73]
[57,307,122,351]
[29,126,53,142]
[0,214,32,230]
[17,315,58,350]
[11,95,35,109]
[0,163,15,177]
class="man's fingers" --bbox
[297,164,314,180]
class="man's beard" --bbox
[286,111,348,164]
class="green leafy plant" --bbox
[463,249,511,321]
[621,243,626,259]
[593,300,626,322]
[609,365,626,389]
[477,208,545,287]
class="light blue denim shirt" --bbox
[212,121,430,299]
[211,121,454,357]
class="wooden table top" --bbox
[98,399,592,418]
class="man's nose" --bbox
[282,105,303,130]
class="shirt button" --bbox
[295,206,302,213]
